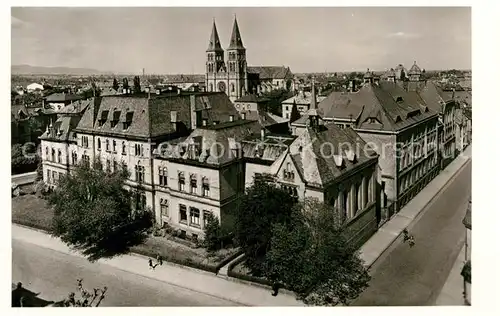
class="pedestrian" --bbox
[408,236,415,248]
[271,283,279,297]
[402,229,410,243]
[215,267,220,276]
[148,258,154,269]
[156,254,163,266]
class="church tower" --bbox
[226,17,247,100]
[206,20,226,93]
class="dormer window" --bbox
[98,110,109,127]
[123,112,133,130]
[395,96,404,103]
[111,111,121,128]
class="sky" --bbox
[11,7,471,74]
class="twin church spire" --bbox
[207,17,245,52]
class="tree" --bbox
[122,78,129,91]
[48,160,153,261]
[133,76,141,94]
[235,180,298,275]
[265,198,371,306]
[289,100,301,123]
[203,212,222,252]
[112,78,119,91]
[12,143,37,174]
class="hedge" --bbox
[12,219,52,234]
[227,255,273,287]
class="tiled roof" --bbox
[75,93,239,139]
[45,93,83,103]
[247,66,293,80]
[57,99,92,115]
[234,94,270,103]
[315,82,438,132]
[40,115,83,142]
[159,120,262,166]
[241,135,293,162]
[282,91,327,105]
[207,21,224,52]
[408,61,422,75]
[164,74,205,84]
[228,18,245,50]
[271,123,378,188]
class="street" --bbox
[353,160,471,306]
[12,239,238,306]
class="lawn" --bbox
[11,194,240,271]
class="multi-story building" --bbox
[205,18,294,101]
[272,108,379,247]
[40,99,91,186]
[153,120,261,239]
[462,198,471,305]
[293,72,440,217]
[72,92,239,212]
[281,90,326,120]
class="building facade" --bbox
[293,73,440,218]
[205,18,294,102]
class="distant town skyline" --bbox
[11,7,471,74]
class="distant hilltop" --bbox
[11,64,112,76]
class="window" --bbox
[122,141,126,155]
[283,163,295,181]
[179,204,187,223]
[203,210,211,227]
[202,177,210,197]
[135,144,144,156]
[51,148,55,161]
[135,192,146,211]
[106,159,111,172]
[59,172,63,180]
[159,167,168,186]
[57,149,62,163]
[82,136,89,148]
[45,147,48,159]
[97,138,101,150]
[160,199,169,218]
[113,140,117,152]
[71,151,78,165]
[135,165,145,183]
[190,174,197,194]
[47,169,51,183]
[363,177,369,207]
[190,207,200,226]
[106,139,110,151]
[113,160,118,172]
[178,172,185,191]
[52,171,57,182]
[342,191,348,221]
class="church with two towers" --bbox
[205,17,294,102]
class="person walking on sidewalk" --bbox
[156,254,163,266]
[271,282,280,296]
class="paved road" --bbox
[12,239,238,306]
[353,160,471,306]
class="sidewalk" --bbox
[434,244,467,305]
[359,145,472,268]
[12,224,304,306]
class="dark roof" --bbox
[57,99,92,115]
[315,82,438,132]
[228,17,245,50]
[40,115,83,142]
[271,123,378,187]
[159,120,262,166]
[234,94,270,103]
[247,66,293,80]
[207,21,224,52]
[45,93,82,103]
[241,135,294,162]
[75,93,238,139]
[164,74,205,84]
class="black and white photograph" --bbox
[7,2,487,311]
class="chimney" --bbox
[311,77,317,109]
[260,128,265,141]
[190,95,197,129]
[171,111,178,131]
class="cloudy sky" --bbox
[11,7,471,74]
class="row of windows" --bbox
[335,175,374,221]
[177,172,210,197]
[399,155,437,193]
[46,169,64,184]
[96,139,144,157]
[45,147,63,164]
[178,204,212,228]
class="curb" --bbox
[365,155,471,270]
